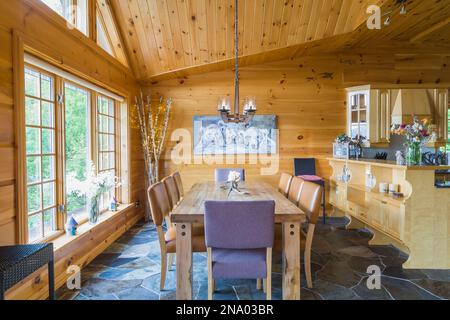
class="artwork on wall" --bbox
[193,115,277,155]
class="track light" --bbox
[384,16,391,26]
[400,5,407,15]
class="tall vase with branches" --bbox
[132,93,172,219]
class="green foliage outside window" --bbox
[65,84,90,216]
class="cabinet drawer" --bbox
[347,202,358,216]
[358,208,369,222]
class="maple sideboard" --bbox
[328,158,450,269]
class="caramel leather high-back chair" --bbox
[147,182,206,290]
[278,173,293,197]
[297,180,323,289]
[287,176,304,205]
[172,172,184,198]
[162,175,180,211]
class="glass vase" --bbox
[405,143,421,166]
[88,196,100,224]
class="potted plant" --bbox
[391,116,436,165]
[67,162,121,224]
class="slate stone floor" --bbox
[57,217,450,300]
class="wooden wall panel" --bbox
[147,56,347,192]
[148,52,450,195]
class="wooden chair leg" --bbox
[263,279,266,293]
[160,253,167,291]
[266,248,272,300]
[207,248,213,300]
[168,253,174,270]
[305,249,313,289]
[304,224,315,289]
[256,278,262,290]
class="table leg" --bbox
[176,222,193,300]
[282,221,301,300]
[48,260,55,300]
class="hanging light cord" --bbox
[234,0,239,116]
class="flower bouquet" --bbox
[391,116,436,165]
[67,161,121,224]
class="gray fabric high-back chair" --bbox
[204,200,275,300]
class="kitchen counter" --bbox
[328,157,450,269]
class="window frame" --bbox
[22,62,126,244]
[39,0,89,36]
[24,65,63,243]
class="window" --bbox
[96,16,113,55]
[40,0,88,35]
[25,68,58,242]
[23,61,127,243]
[65,83,91,221]
[97,95,116,210]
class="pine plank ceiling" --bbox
[109,0,387,81]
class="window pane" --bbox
[43,182,55,209]
[28,185,42,213]
[65,83,90,219]
[97,16,113,55]
[109,135,115,152]
[42,129,55,154]
[27,156,41,184]
[109,152,115,169]
[42,101,54,128]
[40,0,88,36]
[25,97,41,126]
[28,214,43,242]
[98,96,108,114]
[26,127,41,155]
[42,155,55,181]
[108,100,114,116]
[41,74,53,101]
[44,208,56,236]
[108,117,115,134]
[100,153,108,171]
[98,114,108,132]
[25,68,40,98]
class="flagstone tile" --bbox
[115,286,160,300]
[309,280,362,300]
[381,276,441,300]
[58,218,450,301]
[412,279,450,299]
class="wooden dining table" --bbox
[170,181,306,300]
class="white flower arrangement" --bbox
[66,161,121,201]
[227,171,241,183]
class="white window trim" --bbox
[25,53,124,102]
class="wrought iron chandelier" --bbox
[218,0,256,125]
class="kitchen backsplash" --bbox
[362,135,437,161]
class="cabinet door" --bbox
[369,89,391,144]
[368,198,385,230]
[385,204,404,240]
[348,91,369,140]
[432,89,449,144]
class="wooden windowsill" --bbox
[52,203,135,252]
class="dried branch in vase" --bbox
[132,93,172,216]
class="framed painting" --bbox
[193,115,277,155]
